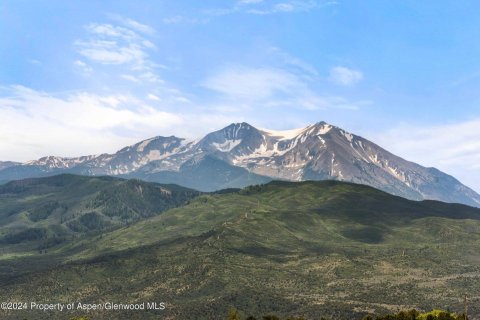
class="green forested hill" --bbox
[1,179,480,319]
[0,174,200,250]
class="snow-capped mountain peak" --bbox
[2,121,480,207]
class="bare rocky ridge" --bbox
[1,121,479,206]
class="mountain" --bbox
[0,161,20,171]
[2,180,480,319]
[1,121,479,206]
[0,161,19,185]
[0,174,200,249]
[131,154,272,191]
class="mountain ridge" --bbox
[1,121,479,207]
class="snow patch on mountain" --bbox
[340,130,354,142]
[25,155,97,169]
[136,138,155,152]
[261,127,308,140]
[212,139,242,152]
[3,120,480,207]
[317,124,332,135]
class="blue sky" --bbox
[1,0,480,191]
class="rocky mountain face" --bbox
[2,122,479,206]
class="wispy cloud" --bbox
[120,17,155,34]
[147,93,161,101]
[120,74,140,83]
[75,23,153,66]
[328,66,363,86]
[74,18,162,83]
[246,1,318,15]
[202,65,361,110]
[203,67,299,100]
[73,60,93,75]
[162,0,337,25]
[204,0,333,16]
[0,85,184,160]
[269,46,319,78]
[0,85,240,161]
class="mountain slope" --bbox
[0,136,195,179]
[1,122,479,206]
[0,174,200,250]
[0,161,20,171]
[1,181,480,319]
[131,154,272,191]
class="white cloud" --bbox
[71,17,193,112]
[121,18,155,34]
[107,14,156,34]
[86,23,134,39]
[120,74,140,82]
[369,119,480,193]
[0,86,183,160]
[274,3,296,12]
[203,67,300,100]
[77,42,143,65]
[246,0,319,15]
[174,96,191,104]
[138,71,164,83]
[0,85,245,161]
[202,66,361,110]
[75,24,149,65]
[329,66,363,86]
[147,93,161,101]
[73,60,93,74]
[74,60,88,68]
[206,0,330,16]
[74,20,160,82]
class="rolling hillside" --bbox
[1,179,480,319]
[0,174,200,252]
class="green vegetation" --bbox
[0,174,199,251]
[364,309,467,320]
[1,178,480,319]
[226,309,467,320]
